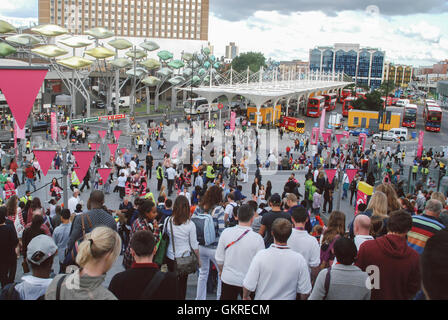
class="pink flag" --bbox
[358,133,367,152]
[33,150,57,176]
[335,134,344,144]
[120,147,127,155]
[98,130,107,139]
[417,131,424,158]
[113,130,122,141]
[14,121,25,139]
[90,143,99,151]
[346,169,358,183]
[322,132,331,143]
[230,112,236,132]
[51,111,57,141]
[0,68,48,129]
[72,151,96,182]
[108,144,118,156]
[97,168,112,183]
[325,169,337,184]
[319,107,326,136]
[311,127,319,145]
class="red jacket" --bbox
[355,234,420,300]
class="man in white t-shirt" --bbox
[215,204,265,300]
[243,218,312,300]
[68,189,80,214]
[353,214,374,250]
[287,206,321,281]
[223,154,231,179]
[224,192,238,226]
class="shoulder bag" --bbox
[154,218,170,266]
[169,218,198,277]
[63,214,93,268]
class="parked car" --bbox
[387,127,408,141]
[349,128,374,137]
[372,131,400,142]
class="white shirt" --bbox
[223,156,231,168]
[195,175,203,188]
[166,167,176,180]
[115,156,125,167]
[166,219,199,260]
[243,244,312,300]
[354,235,374,250]
[179,191,191,205]
[224,202,237,220]
[287,229,321,271]
[215,225,265,287]
[117,176,127,187]
[129,160,137,173]
[68,196,79,214]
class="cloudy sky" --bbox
[1,0,448,67]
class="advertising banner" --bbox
[51,111,57,142]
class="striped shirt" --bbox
[407,215,445,255]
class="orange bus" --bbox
[342,97,356,117]
[322,93,337,111]
[423,104,442,132]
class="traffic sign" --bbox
[218,103,224,110]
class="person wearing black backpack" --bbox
[109,230,178,300]
[224,192,238,227]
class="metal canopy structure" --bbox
[185,70,353,128]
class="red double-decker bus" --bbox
[339,89,351,103]
[306,96,325,117]
[423,104,442,132]
[322,93,337,111]
[402,104,418,128]
[342,97,356,117]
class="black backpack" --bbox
[228,203,239,227]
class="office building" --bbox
[225,42,239,60]
[38,0,209,40]
[279,59,309,75]
[309,43,385,88]
[383,62,413,88]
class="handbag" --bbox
[154,218,169,266]
[14,210,25,238]
[63,214,93,268]
[169,218,198,277]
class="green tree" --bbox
[352,90,382,112]
[231,52,267,73]
[379,80,396,96]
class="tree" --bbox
[380,80,396,96]
[352,90,382,112]
[231,52,267,73]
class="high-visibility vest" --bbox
[440,162,445,169]
[4,182,16,199]
[144,192,155,204]
[71,171,80,185]
[206,165,215,179]
[19,195,32,204]
[26,141,30,148]
[422,167,429,175]
[192,160,200,173]
[412,165,418,173]
[156,166,164,180]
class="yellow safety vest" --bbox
[71,171,80,185]
[412,165,418,173]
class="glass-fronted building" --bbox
[309,43,385,89]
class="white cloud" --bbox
[209,10,448,67]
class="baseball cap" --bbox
[269,193,282,205]
[27,235,58,266]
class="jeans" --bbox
[196,246,222,300]
[0,259,16,288]
[157,179,163,191]
[26,178,36,192]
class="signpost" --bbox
[67,114,126,125]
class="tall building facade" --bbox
[383,62,413,88]
[309,43,385,89]
[225,42,239,60]
[279,59,309,74]
[38,0,209,40]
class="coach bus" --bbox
[306,96,325,118]
[402,104,418,128]
[423,104,442,132]
[342,97,356,117]
[322,93,337,111]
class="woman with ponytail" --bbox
[45,227,121,300]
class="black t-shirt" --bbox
[260,210,292,248]
[146,155,153,166]
[108,265,178,300]
[0,224,18,261]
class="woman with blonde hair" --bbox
[45,227,121,300]
[375,184,401,214]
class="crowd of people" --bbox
[0,115,447,300]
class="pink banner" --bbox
[90,143,100,150]
[356,190,368,215]
[113,130,122,141]
[335,134,344,144]
[322,132,331,144]
[98,130,107,139]
[230,112,236,132]
[311,127,319,145]
[358,133,367,152]
[33,150,56,176]
[319,107,326,137]
[97,168,112,183]
[72,151,96,182]
[0,68,48,129]
[325,169,337,184]
[108,144,118,156]
[417,131,424,158]
[120,147,127,155]
[51,111,57,142]
[14,120,25,139]
[346,169,358,184]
